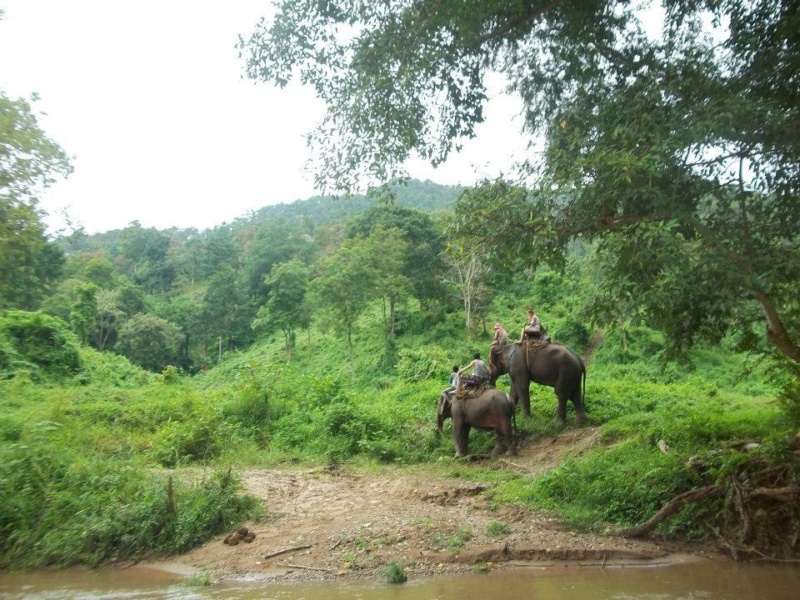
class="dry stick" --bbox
[286,564,334,572]
[499,458,528,471]
[263,544,312,560]
[327,539,342,551]
[731,475,753,545]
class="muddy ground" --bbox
[148,427,719,582]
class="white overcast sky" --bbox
[0,1,530,234]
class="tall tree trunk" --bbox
[752,288,800,364]
[389,294,396,338]
[347,325,355,378]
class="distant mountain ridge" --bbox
[245,178,463,228]
[60,179,463,253]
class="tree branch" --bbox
[462,0,567,49]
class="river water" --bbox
[1,560,799,599]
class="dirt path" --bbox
[149,428,715,582]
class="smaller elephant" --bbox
[436,389,516,457]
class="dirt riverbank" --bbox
[146,427,719,582]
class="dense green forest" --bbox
[2,171,798,566]
[2,0,799,570]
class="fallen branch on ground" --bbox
[263,544,312,559]
[286,563,334,572]
[499,458,529,471]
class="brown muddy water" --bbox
[1,559,799,599]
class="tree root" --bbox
[622,483,800,542]
[622,485,724,538]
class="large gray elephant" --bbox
[436,389,516,457]
[487,342,587,425]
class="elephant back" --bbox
[455,380,490,400]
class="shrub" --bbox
[76,347,149,387]
[396,346,452,382]
[0,311,81,381]
[552,317,590,349]
[151,414,229,467]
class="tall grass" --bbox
[0,441,260,567]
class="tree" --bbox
[81,257,116,289]
[115,313,184,372]
[69,283,97,345]
[240,220,315,307]
[93,289,124,350]
[364,226,412,338]
[309,238,379,373]
[252,259,310,361]
[345,204,445,312]
[240,0,800,367]
[0,93,72,309]
[201,266,254,359]
[119,223,175,293]
[442,247,491,335]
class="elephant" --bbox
[487,341,587,425]
[436,389,516,457]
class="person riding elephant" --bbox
[487,341,586,425]
[436,388,516,457]
[491,322,509,346]
[441,364,460,399]
[457,352,488,392]
[518,307,547,343]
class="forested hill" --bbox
[247,178,463,228]
[58,179,462,254]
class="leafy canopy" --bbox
[240,0,800,365]
[0,93,72,309]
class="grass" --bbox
[486,520,512,536]
[384,561,407,583]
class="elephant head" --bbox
[487,342,516,385]
[436,392,453,433]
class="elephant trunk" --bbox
[436,393,451,433]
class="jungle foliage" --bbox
[1,0,799,569]
[241,0,800,380]
[1,265,798,565]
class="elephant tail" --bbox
[506,392,517,434]
[581,360,586,406]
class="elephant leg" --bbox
[491,429,505,457]
[498,420,516,456]
[515,381,532,418]
[452,423,470,458]
[554,390,568,426]
[572,391,587,425]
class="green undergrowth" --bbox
[1,300,798,567]
[491,386,797,550]
[0,441,261,568]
